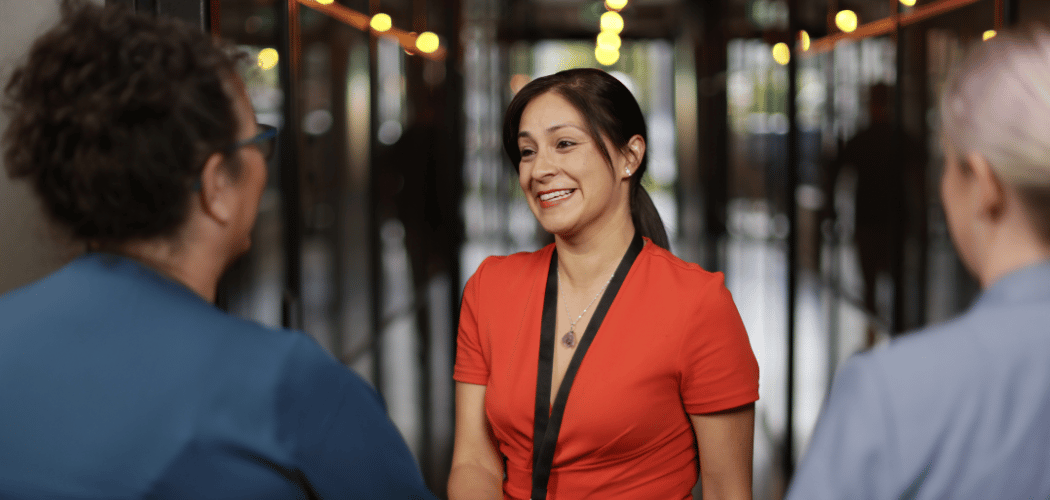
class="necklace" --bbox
[558,271,614,348]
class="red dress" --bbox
[454,239,759,499]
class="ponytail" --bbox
[631,183,669,249]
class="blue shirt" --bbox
[0,253,438,500]
[787,259,1050,499]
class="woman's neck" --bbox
[110,237,224,302]
[555,218,636,290]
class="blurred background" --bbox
[3,0,1050,497]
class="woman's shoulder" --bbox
[640,240,726,287]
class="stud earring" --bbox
[625,168,631,175]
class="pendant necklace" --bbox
[558,271,614,348]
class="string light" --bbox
[370,13,392,32]
[835,10,858,33]
[600,11,624,34]
[315,0,333,5]
[597,31,621,51]
[772,43,790,65]
[899,0,916,6]
[983,30,997,41]
[257,48,279,70]
[416,32,440,53]
[800,30,810,51]
[605,0,627,10]
[595,46,619,66]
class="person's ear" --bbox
[621,135,646,179]
[196,151,237,225]
[966,152,1006,220]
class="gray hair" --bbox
[940,24,1050,187]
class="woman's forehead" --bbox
[519,92,586,132]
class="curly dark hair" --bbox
[3,1,244,245]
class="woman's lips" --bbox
[538,189,575,208]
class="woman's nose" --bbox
[531,151,557,180]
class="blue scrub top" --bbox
[0,253,438,500]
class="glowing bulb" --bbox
[899,0,916,5]
[595,46,620,66]
[597,31,621,51]
[316,0,333,4]
[835,10,858,33]
[983,30,997,41]
[605,0,628,10]
[416,32,440,53]
[600,11,624,34]
[370,13,392,32]
[800,30,810,51]
[257,48,279,70]
[772,43,790,65]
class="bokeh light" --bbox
[595,46,620,66]
[900,0,916,6]
[416,32,440,53]
[316,0,333,5]
[605,0,628,10]
[370,13,392,32]
[597,31,621,51]
[257,48,279,70]
[772,43,790,66]
[835,10,858,33]
[600,11,624,34]
[800,30,810,51]
[983,30,997,41]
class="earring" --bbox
[625,168,631,175]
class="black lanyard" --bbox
[530,233,644,500]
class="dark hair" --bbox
[2,1,244,246]
[501,68,670,249]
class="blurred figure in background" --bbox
[827,83,923,342]
[788,25,1050,498]
[0,3,436,498]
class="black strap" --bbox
[530,233,644,499]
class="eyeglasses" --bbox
[191,124,278,191]
[231,123,278,160]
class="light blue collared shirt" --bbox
[787,259,1050,499]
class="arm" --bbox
[785,357,894,500]
[448,382,504,500]
[690,403,755,500]
[280,336,438,499]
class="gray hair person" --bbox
[787,24,1050,499]
[0,2,437,498]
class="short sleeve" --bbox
[278,335,438,500]
[453,259,491,385]
[680,275,759,414]
[786,355,897,500]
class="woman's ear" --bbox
[196,151,237,224]
[966,152,1006,220]
[622,135,646,179]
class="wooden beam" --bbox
[296,0,447,61]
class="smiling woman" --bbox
[448,68,760,500]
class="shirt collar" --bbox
[972,258,1050,309]
[75,252,210,305]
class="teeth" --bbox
[540,189,573,202]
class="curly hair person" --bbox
[2,1,244,247]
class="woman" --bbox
[0,4,435,499]
[449,68,759,499]
[788,25,1050,498]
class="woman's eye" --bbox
[556,140,575,148]
[519,148,535,157]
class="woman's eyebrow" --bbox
[518,123,586,139]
